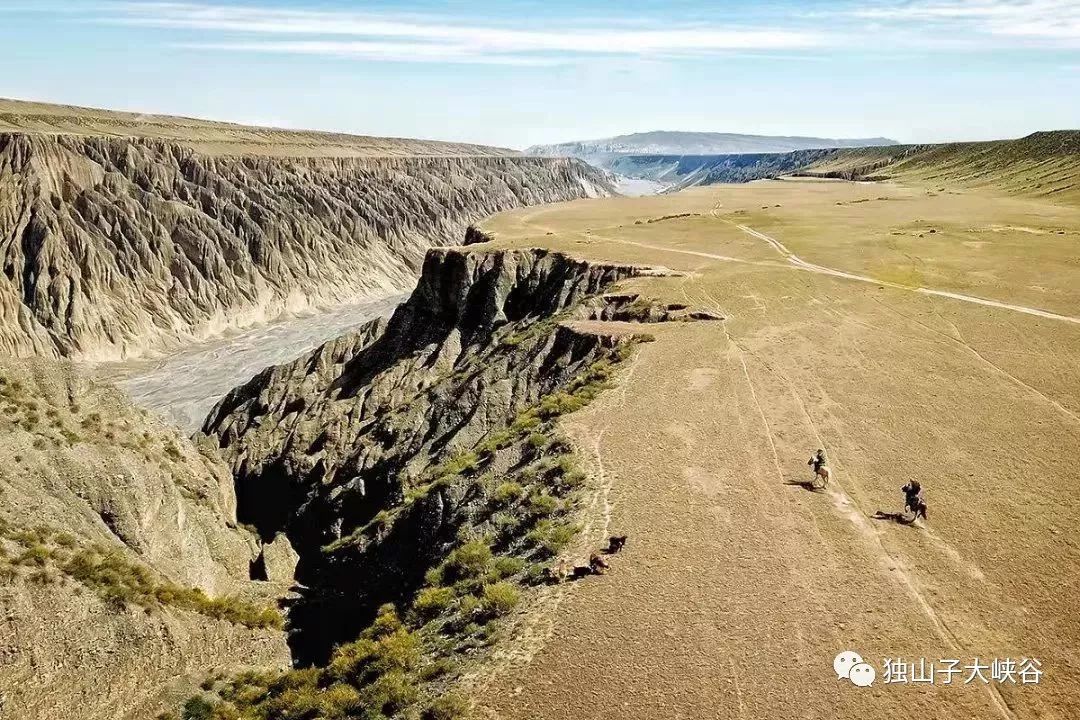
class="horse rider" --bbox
[902,480,924,515]
[809,449,827,474]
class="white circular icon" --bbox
[833,650,863,680]
[849,662,876,687]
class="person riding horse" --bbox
[807,449,831,487]
[902,480,927,520]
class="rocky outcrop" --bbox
[0,357,290,720]
[201,247,646,662]
[0,133,612,361]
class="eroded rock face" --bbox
[0,134,611,360]
[201,247,643,661]
[0,358,290,720]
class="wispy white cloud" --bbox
[73,1,1080,65]
[93,2,827,65]
[850,1,1080,42]
[180,40,572,66]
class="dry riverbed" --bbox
[92,295,406,431]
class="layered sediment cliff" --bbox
[0,133,611,360]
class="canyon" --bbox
[2,98,1080,720]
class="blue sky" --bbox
[1,1,1078,148]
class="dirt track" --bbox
[474,181,1080,719]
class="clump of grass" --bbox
[527,433,549,451]
[0,523,281,629]
[213,605,427,720]
[489,511,520,536]
[526,491,559,518]
[526,520,580,557]
[479,582,520,618]
[489,555,525,580]
[490,481,524,506]
[423,692,471,720]
[412,586,456,619]
[181,696,214,720]
[430,451,480,482]
[440,539,492,584]
[476,430,514,458]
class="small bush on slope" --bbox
[0,521,281,630]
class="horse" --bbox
[902,482,928,521]
[906,495,928,521]
[606,535,628,554]
[807,456,832,489]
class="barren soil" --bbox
[0,97,512,157]
[472,179,1080,719]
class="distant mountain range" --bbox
[525,131,899,194]
[526,131,898,160]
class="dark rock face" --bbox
[0,134,611,360]
[201,247,643,662]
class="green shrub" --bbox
[527,432,550,451]
[442,539,492,582]
[327,638,380,683]
[16,544,52,567]
[527,520,579,556]
[480,582,520,617]
[372,627,424,674]
[423,565,444,587]
[431,451,479,481]
[477,430,513,457]
[51,542,283,629]
[424,692,471,720]
[554,455,577,476]
[490,555,525,579]
[490,511,520,535]
[418,656,457,681]
[320,682,362,717]
[412,586,456,618]
[490,481,524,505]
[527,492,559,517]
[509,410,541,434]
[182,697,214,720]
[359,669,418,717]
[560,469,587,490]
[458,594,481,619]
[536,392,586,420]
